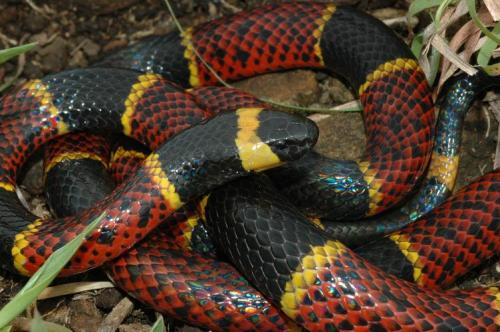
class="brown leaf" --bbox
[437,6,494,94]
[484,0,500,21]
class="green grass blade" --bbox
[477,22,500,67]
[434,0,459,28]
[427,47,442,85]
[150,316,165,332]
[163,0,232,88]
[30,311,47,332]
[260,98,362,113]
[30,313,72,332]
[408,0,444,18]
[0,212,105,329]
[483,63,500,76]
[411,33,425,57]
[467,0,500,45]
[0,43,37,65]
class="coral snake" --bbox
[0,2,498,331]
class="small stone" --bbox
[39,36,68,73]
[95,288,124,310]
[20,159,44,194]
[24,13,48,33]
[82,39,101,57]
[314,112,366,161]
[30,197,51,219]
[324,77,355,104]
[233,70,320,104]
[69,50,88,68]
[29,32,49,45]
[69,298,103,332]
[319,90,331,104]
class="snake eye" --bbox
[274,139,287,150]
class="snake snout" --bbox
[257,111,319,163]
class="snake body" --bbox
[0,2,498,331]
[0,69,317,276]
[97,3,435,219]
[313,71,500,245]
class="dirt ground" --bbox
[0,0,498,331]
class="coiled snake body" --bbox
[0,3,498,331]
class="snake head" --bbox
[234,108,319,172]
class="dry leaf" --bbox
[438,20,481,92]
[432,34,476,75]
[484,0,500,21]
[437,5,495,94]
[437,0,469,34]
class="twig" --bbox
[219,0,242,13]
[482,105,492,138]
[70,39,88,56]
[24,0,55,18]
[0,32,17,47]
[97,297,134,332]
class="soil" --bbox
[0,0,498,331]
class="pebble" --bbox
[20,159,44,194]
[95,288,124,310]
[69,298,103,332]
[24,13,49,33]
[233,70,320,103]
[39,36,68,73]
[29,32,49,45]
[69,50,88,68]
[82,39,101,57]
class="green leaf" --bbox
[0,43,37,65]
[477,22,500,67]
[411,33,425,57]
[150,316,165,332]
[467,0,500,45]
[30,317,72,332]
[434,0,456,28]
[30,311,47,332]
[0,213,105,329]
[408,0,444,18]
[428,47,442,86]
[483,63,500,76]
